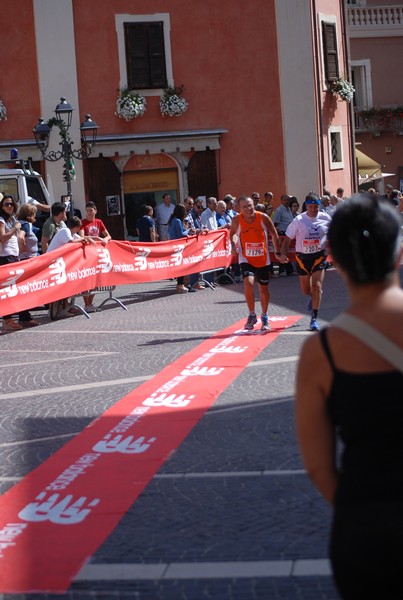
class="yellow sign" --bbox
[123,169,178,193]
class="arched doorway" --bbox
[123,154,179,239]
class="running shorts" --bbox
[240,263,270,285]
[295,251,326,276]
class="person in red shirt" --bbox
[79,201,112,312]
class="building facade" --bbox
[349,0,403,191]
[0,0,354,238]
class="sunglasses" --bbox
[3,202,14,207]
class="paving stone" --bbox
[0,272,367,599]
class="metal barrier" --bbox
[71,286,128,319]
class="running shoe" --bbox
[309,318,320,332]
[244,314,257,330]
[307,296,312,312]
[260,315,270,331]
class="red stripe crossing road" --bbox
[0,315,301,593]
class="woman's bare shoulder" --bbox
[299,332,324,365]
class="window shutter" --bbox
[125,22,167,90]
[322,22,339,83]
[148,23,167,88]
[125,23,150,89]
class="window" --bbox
[351,61,372,110]
[124,22,167,90]
[328,126,344,169]
[116,14,173,95]
[322,22,339,83]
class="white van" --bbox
[0,158,53,231]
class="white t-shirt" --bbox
[0,216,19,257]
[200,207,218,231]
[285,211,331,254]
[47,228,80,252]
[155,203,174,226]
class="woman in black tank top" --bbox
[295,193,403,599]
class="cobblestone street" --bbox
[0,269,360,599]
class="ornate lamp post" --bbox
[33,97,98,217]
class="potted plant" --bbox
[159,85,189,117]
[330,77,355,103]
[115,88,147,121]
[357,106,403,131]
[0,99,7,121]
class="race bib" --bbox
[302,238,321,253]
[244,242,265,257]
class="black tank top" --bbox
[320,328,403,506]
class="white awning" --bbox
[356,148,382,179]
[356,148,395,183]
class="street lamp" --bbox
[33,97,98,216]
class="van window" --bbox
[26,177,48,204]
[0,177,19,201]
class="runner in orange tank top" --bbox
[230,195,287,331]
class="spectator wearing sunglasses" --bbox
[0,194,39,331]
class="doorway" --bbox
[124,192,156,239]
[123,168,179,239]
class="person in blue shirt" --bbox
[216,200,232,228]
[224,194,237,218]
[168,204,195,293]
[136,205,157,242]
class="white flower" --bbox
[115,89,147,121]
[160,86,188,117]
[331,78,355,103]
[0,100,7,121]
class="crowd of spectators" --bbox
[2,182,402,329]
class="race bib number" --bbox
[245,242,264,257]
[302,238,321,253]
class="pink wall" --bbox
[0,0,41,138]
[72,0,286,201]
[0,1,353,204]
[352,37,403,106]
[316,0,354,195]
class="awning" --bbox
[355,148,395,183]
[356,148,382,179]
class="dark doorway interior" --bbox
[124,192,156,238]
[86,157,124,240]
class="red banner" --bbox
[0,315,301,592]
[0,231,229,314]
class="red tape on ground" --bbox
[0,315,301,592]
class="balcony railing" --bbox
[349,5,403,36]
[354,106,403,133]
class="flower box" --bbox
[115,89,147,121]
[159,85,188,117]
